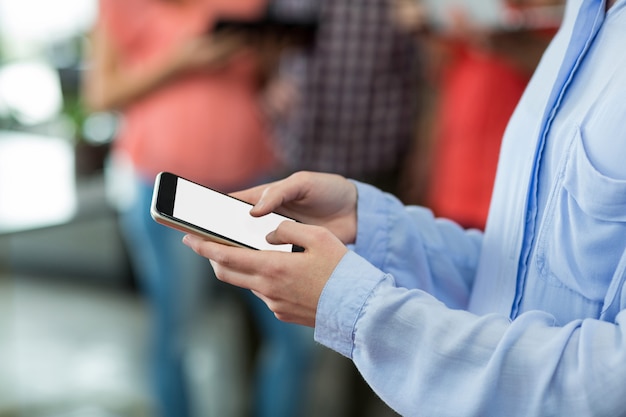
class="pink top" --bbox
[99,0,277,191]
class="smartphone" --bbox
[151,172,303,252]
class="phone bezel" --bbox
[151,172,303,252]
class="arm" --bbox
[81,23,248,112]
[315,183,626,417]
[184,171,482,322]
[184,172,626,415]
[184,171,357,325]
[351,181,482,307]
[319,255,626,416]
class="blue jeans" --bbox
[245,291,317,417]
[118,175,212,417]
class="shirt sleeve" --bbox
[314,180,482,355]
[314,183,626,417]
[349,181,482,307]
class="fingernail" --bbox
[253,199,266,213]
[182,235,191,246]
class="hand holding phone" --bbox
[151,172,303,252]
[180,171,357,327]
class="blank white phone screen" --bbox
[172,178,293,252]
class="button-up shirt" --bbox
[315,1,626,415]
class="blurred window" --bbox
[0,0,96,59]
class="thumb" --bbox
[266,220,308,248]
[267,221,343,253]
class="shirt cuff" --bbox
[314,250,387,358]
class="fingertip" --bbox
[264,229,279,245]
[250,195,272,217]
[182,234,199,247]
[249,202,264,216]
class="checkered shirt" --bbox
[271,0,421,179]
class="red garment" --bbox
[427,47,529,230]
[99,0,276,191]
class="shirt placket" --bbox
[510,0,607,319]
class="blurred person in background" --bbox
[82,0,316,416]
[264,0,422,198]
[394,0,564,230]
[262,0,422,415]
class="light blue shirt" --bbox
[314,1,626,415]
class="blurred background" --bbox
[0,0,153,416]
[0,1,377,416]
[0,0,563,416]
